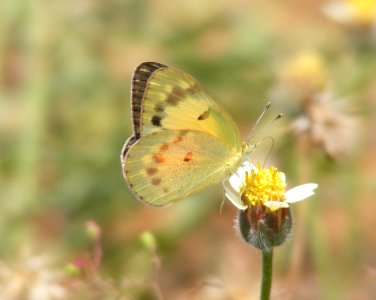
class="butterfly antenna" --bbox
[253,101,271,131]
[247,109,283,144]
[272,113,283,123]
[247,101,271,143]
[259,136,275,168]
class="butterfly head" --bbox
[242,141,257,157]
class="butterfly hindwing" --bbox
[124,129,241,206]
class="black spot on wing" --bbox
[151,115,162,127]
[197,109,210,120]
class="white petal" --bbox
[280,172,286,183]
[241,160,254,168]
[264,201,289,212]
[223,179,248,210]
[228,161,255,191]
[229,174,243,192]
[240,161,255,174]
[225,192,248,210]
[285,183,318,203]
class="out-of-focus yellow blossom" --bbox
[323,0,376,27]
[280,52,327,98]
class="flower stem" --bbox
[260,249,273,300]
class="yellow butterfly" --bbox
[121,62,255,206]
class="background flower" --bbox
[323,0,376,27]
[292,92,359,158]
[0,247,66,300]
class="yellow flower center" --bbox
[241,163,286,206]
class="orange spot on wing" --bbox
[184,152,193,162]
[146,167,158,175]
[160,143,169,151]
[152,153,165,163]
[173,136,183,143]
[151,178,161,185]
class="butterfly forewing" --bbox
[130,62,166,137]
[124,63,241,151]
[122,62,166,156]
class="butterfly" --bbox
[121,62,256,207]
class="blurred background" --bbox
[1,0,376,299]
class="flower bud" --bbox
[140,231,157,251]
[85,220,101,241]
[65,258,86,277]
[237,204,292,252]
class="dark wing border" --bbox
[121,62,167,162]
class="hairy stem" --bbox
[260,249,273,300]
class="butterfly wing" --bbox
[121,62,243,206]
[121,62,242,158]
[122,62,166,155]
[124,129,241,206]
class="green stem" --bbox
[260,249,273,300]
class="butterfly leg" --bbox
[219,193,226,214]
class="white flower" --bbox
[292,91,359,159]
[0,246,66,300]
[223,162,318,211]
